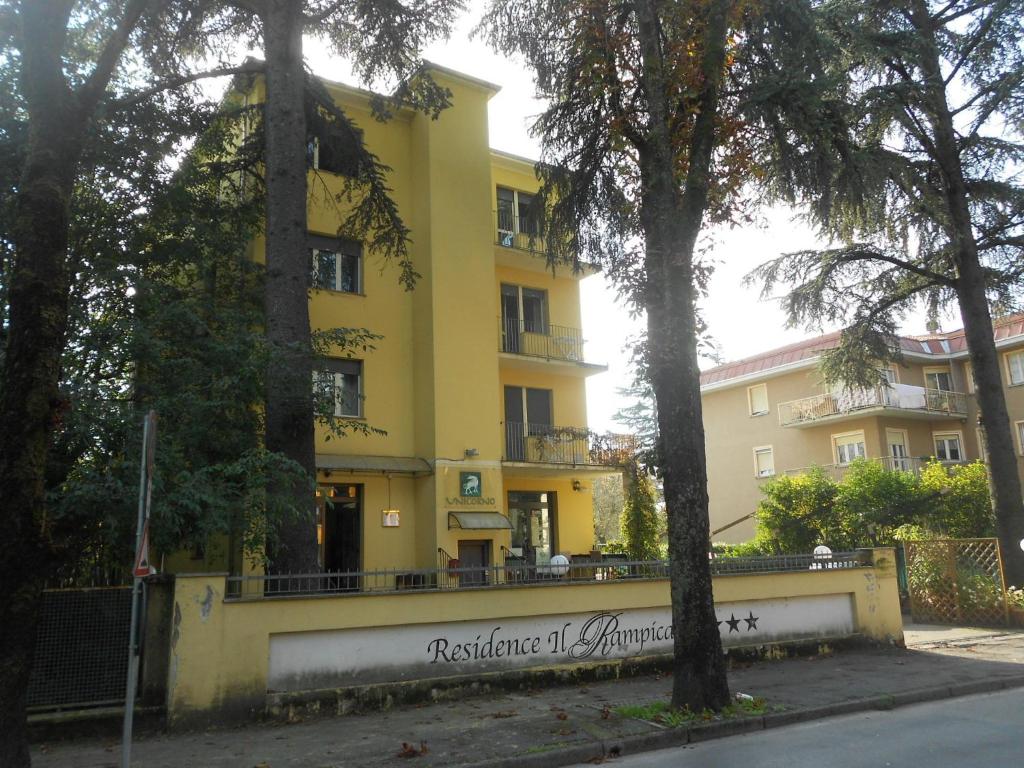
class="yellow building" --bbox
[700,316,1024,542]
[241,64,632,578]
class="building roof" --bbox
[700,313,1024,388]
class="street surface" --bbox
[586,687,1024,767]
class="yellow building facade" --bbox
[243,65,628,578]
[700,317,1024,542]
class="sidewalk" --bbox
[32,625,1024,768]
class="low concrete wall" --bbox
[166,548,902,726]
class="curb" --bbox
[463,675,1024,768]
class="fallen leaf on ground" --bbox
[555,711,569,720]
[397,741,429,758]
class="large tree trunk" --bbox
[912,0,1024,584]
[261,0,320,573]
[636,0,731,712]
[0,4,83,764]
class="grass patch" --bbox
[615,696,770,728]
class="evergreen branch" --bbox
[110,62,265,109]
[79,0,153,111]
[830,247,955,288]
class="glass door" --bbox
[500,284,520,353]
[886,429,910,471]
[507,491,556,565]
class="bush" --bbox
[748,459,993,554]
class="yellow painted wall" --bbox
[166,548,902,724]
[230,67,603,576]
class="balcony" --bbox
[498,317,607,376]
[778,384,969,428]
[783,455,968,481]
[495,209,545,254]
[502,422,636,469]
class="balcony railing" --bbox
[224,551,869,598]
[495,209,546,253]
[778,385,968,427]
[783,456,968,480]
[503,422,636,466]
[499,316,586,363]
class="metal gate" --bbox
[27,586,133,710]
[904,538,1009,627]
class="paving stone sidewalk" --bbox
[31,625,1024,768]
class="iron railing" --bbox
[778,385,969,427]
[783,456,968,480]
[224,551,869,599]
[495,209,546,253]
[503,422,636,466]
[499,316,588,363]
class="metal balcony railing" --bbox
[503,422,636,466]
[499,316,586,363]
[778,385,968,427]
[495,209,546,253]
[783,455,969,480]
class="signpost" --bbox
[122,411,157,768]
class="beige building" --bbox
[700,315,1024,542]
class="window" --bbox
[306,126,361,177]
[747,384,769,416]
[933,432,963,462]
[924,367,953,392]
[310,238,361,293]
[1006,350,1024,386]
[753,446,775,478]
[1016,421,1024,456]
[315,359,362,418]
[496,186,539,246]
[879,365,899,385]
[833,431,866,465]
[963,361,976,394]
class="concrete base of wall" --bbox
[262,634,880,728]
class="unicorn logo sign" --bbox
[460,472,482,497]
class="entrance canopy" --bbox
[316,454,432,475]
[448,512,513,530]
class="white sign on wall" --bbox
[268,594,854,692]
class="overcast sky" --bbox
[301,1,948,433]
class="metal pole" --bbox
[122,411,157,768]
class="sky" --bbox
[301,1,947,434]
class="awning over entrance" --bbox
[448,512,513,530]
[316,454,432,475]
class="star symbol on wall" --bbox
[744,611,759,631]
[725,613,741,633]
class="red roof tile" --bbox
[700,313,1024,387]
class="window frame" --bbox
[747,383,769,417]
[315,358,364,419]
[752,445,775,478]
[932,430,964,463]
[879,364,899,385]
[923,366,953,392]
[310,236,362,294]
[496,186,539,242]
[1005,349,1024,387]
[1015,420,1024,456]
[832,430,867,466]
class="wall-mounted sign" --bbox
[381,510,400,527]
[460,472,482,497]
[445,496,497,507]
[268,594,855,690]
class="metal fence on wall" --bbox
[905,538,1009,627]
[27,586,133,710]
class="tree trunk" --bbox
[635,0,731,712]
[0,3,83,763]
[911,1,1024,584]
[261,0,320,573]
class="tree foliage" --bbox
[746,0,1024,581]
[753,459,994,553]
[620,466,663,560]
[481,0,847,712]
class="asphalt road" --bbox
[584,687,1024,767]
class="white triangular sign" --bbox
[133,522,156,577]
